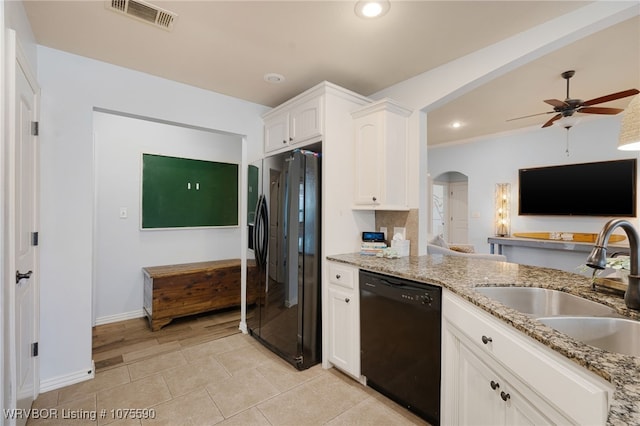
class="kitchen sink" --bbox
[537,316,640,357]
[474,286,618,318]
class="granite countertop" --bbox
[327,253,640,425]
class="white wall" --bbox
[428,115,640,272]
[93,112,242,323]
[37,46,268,391]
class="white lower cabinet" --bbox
[456,336,557,425]
[442,290,613,426]
[326,262,360,379]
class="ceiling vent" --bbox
[106,0,177,31]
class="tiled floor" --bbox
[30,332,428,425]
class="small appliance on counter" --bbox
[360,231,387,256]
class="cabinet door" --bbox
[353,114,382,206]
[504,386,555,426]
[352,100,410,210]
[327,286,359,377]
[458,342,506,425]
[290,96,322,144]
[265,113,289,153]
[459,343,552,426]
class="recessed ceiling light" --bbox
[264,73,285,84]
[451,121,463,129]
[355,0,390,18]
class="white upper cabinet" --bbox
[352,98,412,210]
[290,96,322,144]
[263,92,323,154]
[264,112,289,152]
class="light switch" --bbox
[120,207,128,219]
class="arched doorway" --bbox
[431,171,469,244]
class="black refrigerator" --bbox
[248,148,321,370]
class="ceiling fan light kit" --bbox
[555,115,580,129]
[618,95,640,151]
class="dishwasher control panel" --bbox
[401,292,434,305]
[360,270,441,308]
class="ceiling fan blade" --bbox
[544,99,568,108]
[506,111,555,122]
[579,106,624,115]
[542,113,562,128]
[583,89,640,106]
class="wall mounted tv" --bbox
[518,159,637,217]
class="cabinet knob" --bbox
[500,391,511,402]
[481,335,493,345]
[372,196,377,202]
[345,298,350,303]
[282,140,287,144]
[336,274,341,279]
[490,380,500,390]
[289,137,293,142]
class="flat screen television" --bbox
[518,159,637,217]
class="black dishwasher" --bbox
[360,270,441,425]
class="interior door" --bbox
[449,182,469,243]
[13,44,40,420]
[431,182,447,236]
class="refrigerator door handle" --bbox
[254,195,269,268]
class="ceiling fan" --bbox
[509,70,639,128]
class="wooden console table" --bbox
[142,259,259,331]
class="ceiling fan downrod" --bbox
[561,70,575,101]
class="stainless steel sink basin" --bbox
[537,316,640,357]
[474,286,618,318]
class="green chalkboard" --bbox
[142,153,238,228]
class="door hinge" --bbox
[32,342,39,357]
[31,121,39,136]
[31,232,39,246]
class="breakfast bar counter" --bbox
[327,253,640,425]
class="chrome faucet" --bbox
[587,218,640,310]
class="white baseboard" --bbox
[40,361,95,393]
[94,309,145,326]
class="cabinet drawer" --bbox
[328,263,356,290]
[443,291,612,426]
